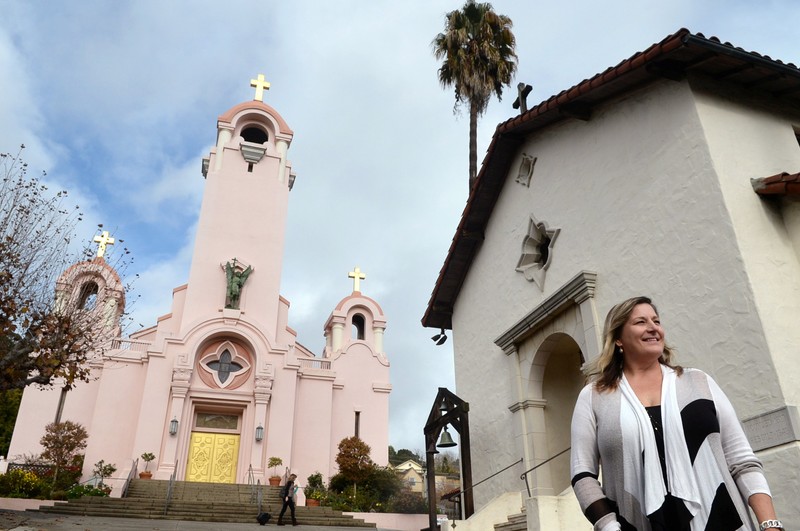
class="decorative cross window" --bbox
[206,350,244,384]
[516,215,560,290]
[198,341,252,389]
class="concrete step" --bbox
[35,479,376,527]
[494,511,527,531]
[36,505,375,526]
[128,479,283,503]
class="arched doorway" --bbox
[183,337,255,483]
[537,333,584,494]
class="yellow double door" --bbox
[186,432,240,483]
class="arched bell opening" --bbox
[241,126,268,144]
[78,281,99,310]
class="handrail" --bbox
[519,447,571,497]
[121,458,139,498]
[247,465,264,512]
[164,469,176,516]
[248,465,255,503]
[440,458,523,501]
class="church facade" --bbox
[9,80,391,491]
[424,29,800,529]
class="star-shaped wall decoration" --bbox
[515,215,560,290]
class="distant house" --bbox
[392,459,425,494]
[424,29,800,530]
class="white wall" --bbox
[451,76,800,520]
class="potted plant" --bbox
[139,452,155,479]
[304,471,325,507]
[93,460,117,495]
[267,456,283,486]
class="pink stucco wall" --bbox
[8,98,390,492]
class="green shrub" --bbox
[0,469,47,498]
[325,485,382,512]
[33,458,83,493]
[327,466,401,512]
[389,489,428,514]
[65,484,109,499]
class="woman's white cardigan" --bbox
[570,367,770,531]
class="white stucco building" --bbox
[424,29,800,529]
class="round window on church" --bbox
[197,340,253,390]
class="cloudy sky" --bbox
[2,1,799,453]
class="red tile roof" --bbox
[423,29,800,330]
[752,172,800,196]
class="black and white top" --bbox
[570,367,770,531]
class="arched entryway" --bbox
[499,276,600,498]
[536,333,584,494]
[180,336,256,484]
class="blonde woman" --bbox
[570,296,782,531]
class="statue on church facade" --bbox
[224,259,252,309]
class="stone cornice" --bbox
[495,270,597,354]
[508,398,547,413]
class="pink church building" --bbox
[8,77,391,492]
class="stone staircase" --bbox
[494,511,527,531]
[35,479,376,527]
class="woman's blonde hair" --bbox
[584,296,681,391]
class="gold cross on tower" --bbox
[93,230,115,258]
[348,266,366,293]
[250,73,271,102]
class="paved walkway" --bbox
[0,510,397,531]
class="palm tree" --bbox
[432,1,517,190]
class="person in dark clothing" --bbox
[277,473,298,526]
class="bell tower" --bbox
[180,75,295,334]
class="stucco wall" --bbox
[451,76,800,522]
[692,77,800,409]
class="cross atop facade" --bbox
[513,83,533,114]
[93,231,115,258]
[348,266,366,292]
[250,74,271,102]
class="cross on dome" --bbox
[348,266,366,292]
[250,73,271,102]
[93,231,115,258]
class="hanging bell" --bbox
[437,426,457,448]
